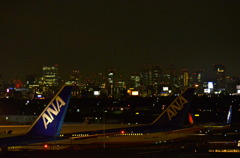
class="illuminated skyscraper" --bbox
[164,65,180,89]
[225,76,237,93]
[107,69,115,96]
[152,65,162,86]
[140,66,150,86]
[180,69,189,87]
[213,64,226,91]
[140,65,163,86]
[26,75,40,88]
[129,73,140,88]
[68,70,81,85]
[191,70,203,86]
[42,64,59,87]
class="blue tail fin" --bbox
[26,85,73,137]
[226,105,232,124]
[151,87,195,128]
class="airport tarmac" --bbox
[2,124,240,158]
[1,144,240,158]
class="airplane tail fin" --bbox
[26,85,73,137]
[226,105,232,124]
[150,87,195,128]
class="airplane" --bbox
[57,87,197,148]
[179,105,235,148]
[193,105,233,135]
[0,85,73,151]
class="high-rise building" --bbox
[164,65,180,89]
[213,64,226,91]
[152,65,162,86]
[129,73,140,88]
[180,69,189,87]
[0,74,4,93]
[189,69,204,93]
[68,70,81,85]
[42,64,59,87]
[191,70,203,86]
[26,75,39,88]
[140,66,149,86]
[107,69,115,96]
[139,65,165,96]
[225,76,239,93]
[140,65,163,86]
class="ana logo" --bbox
[166,96,188,121]
[42,96,66,129]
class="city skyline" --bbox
[0,63,231,83]
[1,1,240,81]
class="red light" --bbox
[43,144,49,149]
[188,113,194,124]
[120,130,125,134]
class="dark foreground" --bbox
[1,148,240,158]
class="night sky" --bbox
[1,1,240,81]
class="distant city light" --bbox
[217,68,224,72]
[93,91,100,96]
[160,92,168,96]
[204,89,210,94]
[127,89,132,95]
[163,87,168,91]
[237,85,240,90]
[208,82,214,89]
[131,91,139,96]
